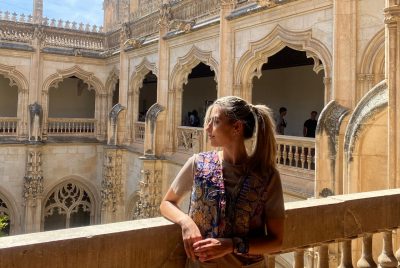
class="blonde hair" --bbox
[204,96,277,173]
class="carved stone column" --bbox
[357,234,377,268]
[218,0,236,97]
[133,160,162,219]
[384,1,400,189]
[33,0,43,24]
[23,145,44,233]
[378,231,398,268]
[100,148,124,223]
[118,23,130,145]
[107,103,126,146]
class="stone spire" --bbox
[33,0,43,24]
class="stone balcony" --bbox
[1,189,399,268]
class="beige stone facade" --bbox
[0,0,399,253]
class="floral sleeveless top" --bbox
[188,151,271,238]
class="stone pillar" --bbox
[23,145,44,233]
[384,1,400,189]
[32,0,43,24]
[332,0,357,108]
[218,1,235,97]
[118,24,130,145]
[100,148,125,223]
[30,26,45,116]
[157,2,172,156]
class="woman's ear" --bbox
[233,120,244,134]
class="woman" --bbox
[160,96,285,267]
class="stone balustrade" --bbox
[128,11,160,40]
[43,28,104,51]
[0,117,18,136]
[134,121,146,143]
[1,189,400,268]
[171,0,221,23]
[176,126,204,153]
[47,118,96,136]
[276,135,315,171]
[0,10,102,33]
[130,0,159,21]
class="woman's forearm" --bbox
[247,235,283,255]
[160,199,190,226]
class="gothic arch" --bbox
[170,45,219,91]
[235,25,332,103]
[358,29,385,100]
[0,64,29,91]
[344,81,388,193]
[105,67,120,95]
[41,176,100,230]
[0,186,20,235]
[41,65,106,140]
[0,64,30,138]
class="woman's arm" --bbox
[160,188,202,260]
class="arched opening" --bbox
[112,80,120,107]
[47,76,96,135]
[0,196,11,236]
[138,72,157,122]
[43,181,94,231]
[0,75,18,136]
[182,62,217,127]
[252,47,324,137]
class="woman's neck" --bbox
[220,143,248,165]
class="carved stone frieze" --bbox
[123,37,145,49]
[23,148,43,202]
[134,168,162,219]
[344,81,388,162]
[33,26,46,46]
[258,0,277,8]
[101,149,123,211]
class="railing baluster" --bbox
[294,249,304,268]
[318,244,329,268]
[378,231,397,268]
[338,240,353,268]
[268,256,276,268]
[288,144,293,166]
[395,246,400,267]
[357,234,377,268]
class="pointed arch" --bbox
[129,57,158,95]
[42,176,100,230]
[358,28,385,100]
[0,186,21,235]
[170,45,219,91]
[105,67,120,95]
[0,64,29,91]
[42,65,105,94]
[235,25,332,103]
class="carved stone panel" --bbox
[23,147,43,202]
[101,149,123,212]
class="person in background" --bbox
[303,111,318,138]
[276,107,287,135]
[160,96,285,268]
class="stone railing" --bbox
[47,118,96,136]
[130,0,159,21]
[134,121,145,143]
[0,20,35,44]
[43,27,104,51]
[171,0,220,23]
[128,11,160,40]
[176,126,204,153]
[1,189,400,268]
[276,135,315,171]
[0,117,18,136]
[0,10,102,33]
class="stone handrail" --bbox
[43,27,104,51]
[47,118,96,136]
[176,126,204,153]
[134,121,145,143]
[1,189,400,267]
[171,0,221,23]
[0,10,103,33]
[0,117,18,136]
[276,135,315,171]
[0,20,35,44]
[128,11,160,40]
[130,0,159,21]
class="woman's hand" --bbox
[179,215,203,260]
[193,238,233,262]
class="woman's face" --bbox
[205,106,236,148]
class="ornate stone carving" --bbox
[123,37,145,49]
[144,103,165,157]
[23,148,43,201]
[170,19,195,33]
[317,100,349,161]
[101,149,123,212]
[107,103,126,146]
[134,169,162,219]
[120,22,131,44]
[33,26,45,46]
[344,81,388,162]
[28,102,43,142]
[158,3,172,27]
